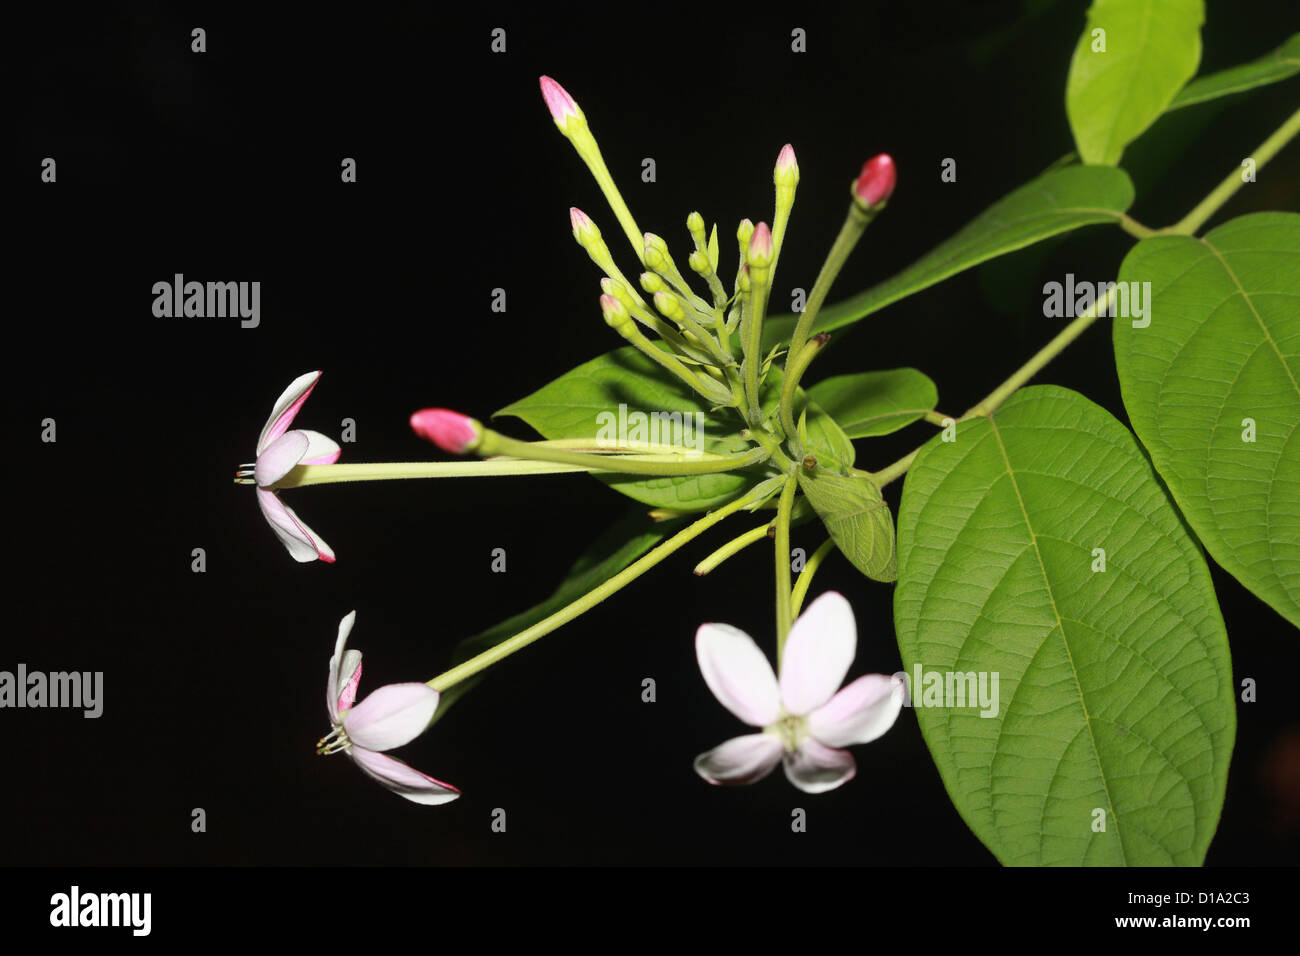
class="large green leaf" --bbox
[796,468,896,582]
[894,386,1234,866]
[431,509,682,724]
[761,167,1134,349]
[1066,0,1204,165]
[806,368,939,438]
[1166,33,1300,111]
[1114,212,1300,627]
[497,348,851,510]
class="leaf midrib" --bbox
[984,411,1128,865]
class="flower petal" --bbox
[779,591,857,716]
[257,371,322,454]
[782,739,857,794]
[693,733,783,786]
[696,623,781,727]
[349,747,460,805]
[343,683,440,752]
[255,488,335,563]
[255,430,309,487]
[327,611,361,724]
[808,674,905,748]
[298,429,342,466]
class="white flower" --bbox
[237,371,341,562]
[317,612,460,805]
[694,591,905,793]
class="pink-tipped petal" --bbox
[256,488,334,563]
[539,75,581,126]
[349,747,461,806]
[694,733,783,786]
[853,154,897,208]
[257,371,322,454]
[298,429,342,466]
[409,408,481,454]
[343,683,440,752]
[776,144,797,173]
[746,222,773,266]
[254,430,310,487]
[696,623,781,727]
[808,674,905,747]
[783,739,857,794]
[779,591,857,716]
[327,611,359,723]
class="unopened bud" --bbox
[539,75,586,135]
[852,153,897,210]
[653,290,686,323]
[600,293,633,332]
[746,222,773,268]
[640,272,669,296]
[410,409,483,454]
[570,207,601,247]
[774,144,799,189]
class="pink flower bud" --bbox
[409,409,481,454]
[774,144,799,187]
[853,154,896,209]
[747,222,773,267]
[570,207,600,245]
[539,76,583,130]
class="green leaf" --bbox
[496,348,759,511]
[761,167,1134,349]
[806,368,939,438]
[1065,0,1204,165]
[894,386,1235,866]
[1166,33,1300,111]
[430,510,681,725]
[707,223,720,273]
[1114,212,1300,627]
[796,468,896,582]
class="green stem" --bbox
[869,286,1121,490]
[744,265,772,424]
[482,432,770,477]
[274,460,594,488]
[1169,105,1300,236]
[1118,213,1159,240]
[773,475,798,664]
[965,285,1118,418]
[427,484,771,691]
[787,202,873,366]
[693,521,771,575]
[790,538,836,618]
[778,333,829,450]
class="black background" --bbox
[10,0,1300,875]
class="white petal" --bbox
[256,488,328,563]
[343,683,440,752]
[808,674,905,747]
[695,623,781,727]
[779,591,857,716]
[782,739,857,794]
[257,371,322,454]
[349,747,460,805]
[255,431,309,487]
[298,429,341,466]
[693,734,783,786]
[327,611,360,724]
